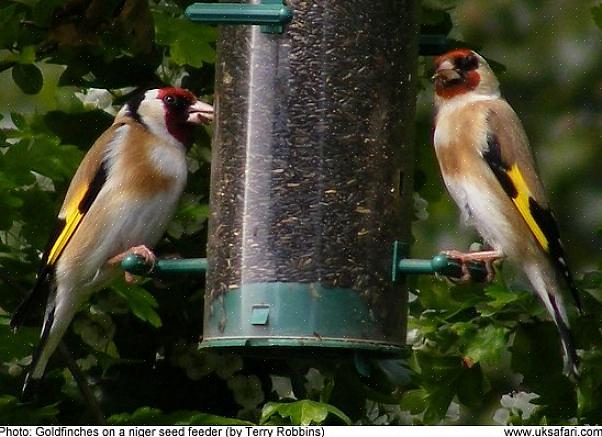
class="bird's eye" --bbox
[163,95,177,105]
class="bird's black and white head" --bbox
[432,49,500,105]
[120,87,214,147]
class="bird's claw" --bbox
[442,249,503,284]
[108,245,156,283]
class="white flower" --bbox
[445,401,460,422]
[494,391,541,424]
[406,328,423,346]
[493,407,510,425]
[304,368,325,394]
[270,375,296,400]
[75,88,115,114]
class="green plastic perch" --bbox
[121,254,208,276]
[121,250,486,282]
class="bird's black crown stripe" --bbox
[126,91,147,125]
[483,133,518,198]
[454,54,479,72]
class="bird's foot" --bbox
[108,245,156,283]
[442,249,504,283]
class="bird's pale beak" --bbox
[431,68,462,82]
[187,100,214,124]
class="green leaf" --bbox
[579,271,602,290]
[414,351,464,423]
[10,113,26,130]
[423,383,456,424]
[0,395,59,425]
[0,316,39,362]
[592,5,602,29]
[176,200,210,223]
[18,45,36,64]
[171,40,214,69]
[32,0,71,27]
[261,400,351,426]
[44,110,113,148]
[0,135,82,185]
[12,64,43,95]
[455,365,485,409]
[111,282,162,328]
[0,4,20,48]
[577,349,602,422]
[512,323,564,377]
[413,277,483,324]
[511,323,576,419]
[462,325,509,365]
[578,270,602,304]
[153,13,216,67]
[108,407,253,425]
[399,389,428,415]
[479,283,521,316]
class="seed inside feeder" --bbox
[206,0,417,344]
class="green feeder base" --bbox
[201,282,407,357]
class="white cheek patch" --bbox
[138,98,172,139]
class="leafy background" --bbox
[0,0,601,426]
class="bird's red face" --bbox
[432,49,481,99]
[157,87,213,146]
[126,87,213,147]
[130,87,210,147]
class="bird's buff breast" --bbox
[55,172,186,290]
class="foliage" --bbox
[260,400,351,426]
[0,0,600,426]
[108,407,253,426]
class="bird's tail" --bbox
[524,262,579,379]
[11,268,52,331]
[22,290,72,399]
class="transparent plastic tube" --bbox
[206,0,417,348]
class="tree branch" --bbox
[58,343,106,425]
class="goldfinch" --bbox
[432,49,581,377]
[11,87,213,394]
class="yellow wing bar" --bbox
[506,164,549,252]
[46,186,88,266]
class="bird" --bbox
[10,87,213,395]
[431,48,581,378]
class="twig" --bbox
[58,343,106,425]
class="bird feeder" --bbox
[121,1,484,358]
[192,0,418,356]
